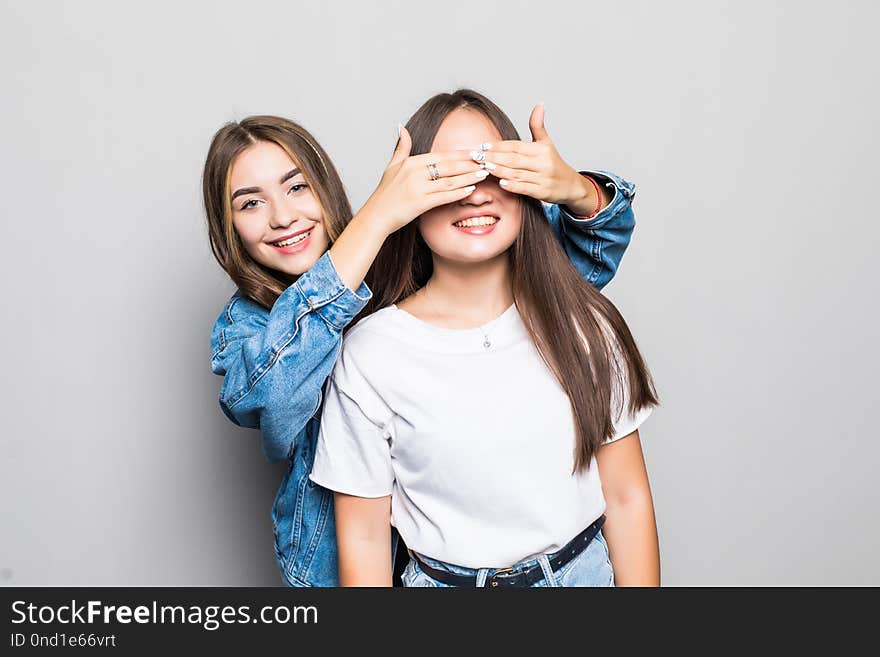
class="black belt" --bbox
[410,514,606,588]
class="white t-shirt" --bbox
[309,303,652,568]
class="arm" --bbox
[308,330,398,586]
[482,103,638,291]
[596,430,661,586]
[210,251,371,463]
[334,493,394,586]
[332,125,486,291]
[543,169,637,291]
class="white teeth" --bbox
[454,216,498,228]
[273,230,310,247]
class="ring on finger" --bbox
[427,162,440,181]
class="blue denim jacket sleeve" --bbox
[210,251,372,464]
[542,169,637,291]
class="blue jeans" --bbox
[402,529,615,588]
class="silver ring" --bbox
[427,162,440,181]
[470,149,486,163]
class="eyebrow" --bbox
[231,168,302,201]
[231,186,259,201]
[279,168,302,184]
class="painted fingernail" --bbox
[469,150,486,163]
[499,179,510,187]
[479,142,492,151]
[465,185,476,193]
[474,169,490,179]
[482,162,497,171]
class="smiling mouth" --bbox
[452,215,499,228]
[270,228,313,247]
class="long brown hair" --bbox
[366,89,658,473]
[202,115,352,310]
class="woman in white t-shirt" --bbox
[310,89,660,587]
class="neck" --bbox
[423,252,514,328]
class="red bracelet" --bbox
[572,174,604,220]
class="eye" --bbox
[289,183,309,194]
[239,199,260,211]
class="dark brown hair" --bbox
[202,115,352,310]
[365,89,658,472]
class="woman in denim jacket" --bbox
[205,103,638,586]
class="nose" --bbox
[268,199,297,230]
[460,179,494,206]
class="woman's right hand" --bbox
[329,128,486,292]
[361,127,488,234]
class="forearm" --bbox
[334,492,394,587]
[603,494,661,586]
[338,535,394,587]
[329,205,392,292]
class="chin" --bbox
[442,247,510,264]
[258,249,322,278]
[281,253,322,276]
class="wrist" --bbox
[563,172,601,218]
[352,201,398,239]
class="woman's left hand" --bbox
[478,103,604,217]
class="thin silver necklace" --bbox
[422,281,494,349]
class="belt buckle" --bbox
[487,566,515,588]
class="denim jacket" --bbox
[210,170,637,586]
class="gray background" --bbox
[1,0,877,586]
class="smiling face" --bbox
[418,108,522,265]
[229,140,328,277]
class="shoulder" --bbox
[331,307,402,382]
[342,306,401,347]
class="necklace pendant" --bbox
[483,338,491,349]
